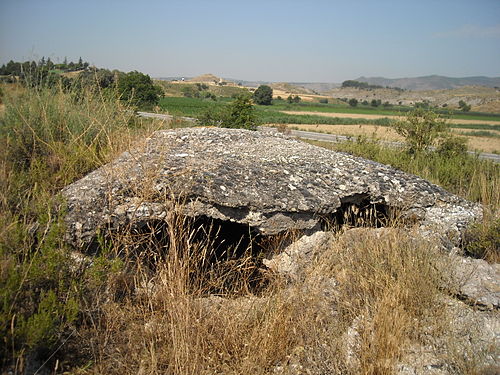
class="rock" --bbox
[396,297,500,374]
[451,256,500,309]
[61,127,482,249]
[263,231,336,280]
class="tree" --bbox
[458,100,471,112]
[392,109,448,153]
[371,99,381,107]
[348,98,358,107]
[253,85,273,105]
[46,58,54,70]
[118,71,162,108]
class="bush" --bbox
[348,98,358,107]
[436,135,468,158]
[458,100,471,112]
[392,109,449,153]
[253,85,273,105]
[287,95,301,104]
[319,98,329,104]
[197,95,257,130]
[465,218,500,262]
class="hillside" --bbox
[325,85,500,111]
[188,73,227,84]
[270,82,314,95]
[355,75,500,91]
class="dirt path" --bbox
[281,110,500,125]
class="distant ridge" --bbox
[355,75,500,91]
[155,74,500,92]
[188,73,223,83]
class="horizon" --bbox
[156,73,500,84]
[1,0,500,82]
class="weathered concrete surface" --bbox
[62,127,481,248]
[452,256,500,310]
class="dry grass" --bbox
[68,195,450,375]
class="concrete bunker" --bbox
[62,127,482,290]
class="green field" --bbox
[158,96,231,116]
[159,97,500,132]
[270,101,500,122]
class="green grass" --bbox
[0,83,168,371]
[458,130,500,138]
[269,101,500,122]
[159,96,230,117]
[256,108,394,126]
[155,81,249,98]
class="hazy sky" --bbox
[1,0,499,82]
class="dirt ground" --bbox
[281,110,500,125]
[286,123,500,154]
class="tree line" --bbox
[342,80,404,92]
[0,57,90,78]
[0,58,162,109]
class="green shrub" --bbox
[348,98,358,107]
[197,95,257,130]
[117,71,162,109]
[392,109,448,153]
[436,135,468,158]
[465,218,500,262]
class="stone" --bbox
[61,127,482,249]
[451,256,500,309]
[263,231,336,280]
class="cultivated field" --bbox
[285,123,500,153]
[281,110,500,125]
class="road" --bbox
[136,112,500,163]
[289,129,500,162]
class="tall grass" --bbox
[0,82,165,372]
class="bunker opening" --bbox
[319,194,396,231]
[106,214,285,296]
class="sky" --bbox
[1,0,500,82]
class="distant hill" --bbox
[270,82,314,95]
[188,73,223,83]
[355,75,500,91]
[155,74,500,93]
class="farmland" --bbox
[158,95,500,153]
